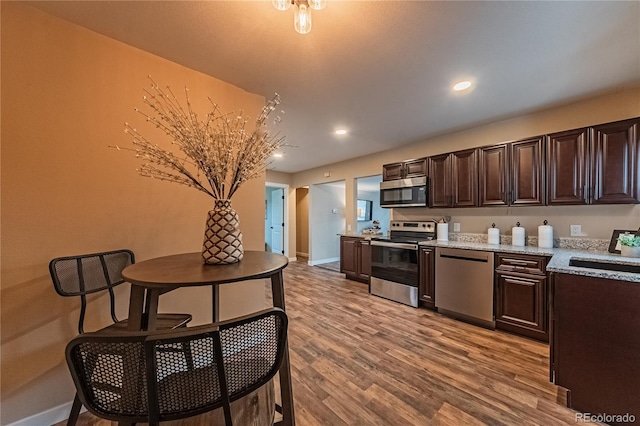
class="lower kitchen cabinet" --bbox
[340,236,370,283]
[494,253,549,342]
[551,273,640,419]
[418,247,435,309]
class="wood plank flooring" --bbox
[57,259,587,425]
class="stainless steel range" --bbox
[370,221,435,307]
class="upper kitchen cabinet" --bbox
[382,158,427,181]
[548,117,640,205]
[479,137,545,207]
[429,149,478,208]
[590,118,640,204]
[547,128,591,205]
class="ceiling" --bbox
[26,1,640,173]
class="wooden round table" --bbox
[122,250,294,425]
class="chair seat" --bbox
[99,313,192,333]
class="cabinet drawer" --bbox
[495,253,547,275]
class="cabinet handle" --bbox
[504,259,536,266]
[504,276,538,285]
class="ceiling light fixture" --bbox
[335,129,347,135]
[273,153,284,158]
[273,0,326,34]
[453,80,472,91]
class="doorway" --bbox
[265,184,286,256]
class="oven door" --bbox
[370,241,419,286]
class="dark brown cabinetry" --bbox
[591,118,640,204]
[428,149,478,208]
[548,117,640,205]
[339,236,370,283]
[382,158,427,181]
[547,128,590,205]
[418,246,435,309]
[494,253,549,342]
[551,273,640,419]
[479,137,545,207]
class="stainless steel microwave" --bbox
[379,176,428,208]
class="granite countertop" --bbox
[338,233,382,240]
[419,240,640,283]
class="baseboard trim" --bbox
[6,400,85,426]
[288,256,297,262]
[308,257,340,266]
[296,251,309,258]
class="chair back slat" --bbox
[50,249,134,297]
[66,308,287,425]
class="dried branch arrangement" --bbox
[113,77,287,200]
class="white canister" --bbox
[538,220,554,249]
[512,222,525,247]
[488,224,500,245]
[437,222,449,242]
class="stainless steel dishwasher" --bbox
[435,247,495,328]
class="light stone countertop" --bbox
[418,240,640,283]
[338,233,382,240]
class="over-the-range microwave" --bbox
[379,176,428,208]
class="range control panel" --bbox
[390,220,436,233]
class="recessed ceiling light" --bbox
[453,80,472,91]
[335,129,348,135]
[273,153,283,158]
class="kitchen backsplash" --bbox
[392,204,640,240]
[447,232,609,251]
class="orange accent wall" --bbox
[1,3,267,423]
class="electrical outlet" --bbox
[570,224,582,236]
[453,223,461,232]
[347,224,351,232]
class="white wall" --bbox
[309,182,345,263]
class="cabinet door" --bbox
[418,247,435,309]
[451,149,478,207]
[590,118,640,204]
[358,240,371,281]
[428,154,452,207]
[547,128,589,205]
[495,271,547,341]
[382,163,404,181]
[404,158,428,178]
[340,237,358,277]
[479,144,509,207]
[511,137,545,206]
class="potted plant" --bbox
[617,233,640,258]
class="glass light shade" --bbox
[273,0,291,11]
[294,4,312,34]
[308,0,326,10]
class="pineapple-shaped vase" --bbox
[202,199,244,264]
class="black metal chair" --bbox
[50,249,193,425]
[65,308,288,426]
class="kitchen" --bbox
[333,114,640,421]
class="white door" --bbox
[270,188,284,254]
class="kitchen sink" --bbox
[568,258,640,274]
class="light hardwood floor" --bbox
[58,259,587,425]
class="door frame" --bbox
[265,181,291,260]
